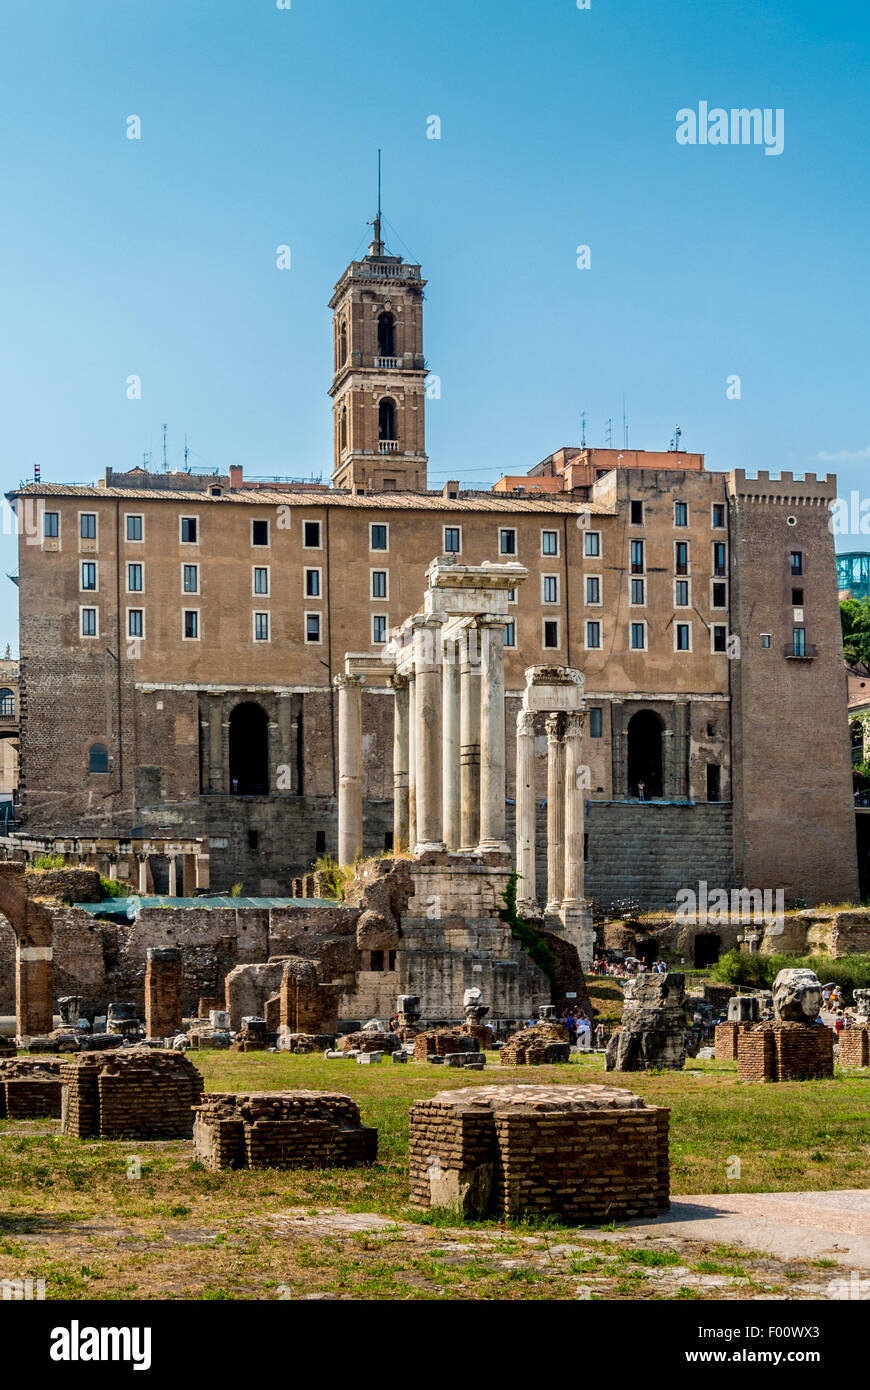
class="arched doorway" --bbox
[627,710,663,798]
[229,703,269,795]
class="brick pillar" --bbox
[15,943,53,1040]
[145,947,183,1040]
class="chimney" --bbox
[442,480,460,499]
[229,465,243,489]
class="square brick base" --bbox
[838,1028,870,1068]
[714,1022,752,1060]
[737,1024,834,1082]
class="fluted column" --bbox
[442,634,461,851]
[545,714,565,912]
[335,672,364,865]
[562,710,586,909]
[478,618,508,852]
[516,709,537,909]
[390,674,410,852]
[414,618,444,852]
[408,673,417,850]
[460,625,481,850]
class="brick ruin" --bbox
[737,968,834,1082]
[144,947,183,1041]
[0,1057,63,1118]
[192,1091,378,1171]
[409,1083,670,1221]
[839,988,870,1068]
[499,1020,571,1066]
[60,1049,203,1139]
[714,994,761,1060]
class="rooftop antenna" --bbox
[605,417,613,448]
[162,424,168,471]
[670,424,682,452]
[580,411,587,447]
[184,434,189,469]
[623,396,628,449]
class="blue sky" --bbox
[0,0,868,651]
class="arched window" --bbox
[627,710,664,799]
[378,397,397,441]
[339,405,348,455]
[339,320,348,364]
[377,312,396,358]
[229,702,270,795]
[88,743,109,774]
[0,688,14,717]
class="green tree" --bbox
[840,597,870,668]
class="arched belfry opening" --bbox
[229,702,270,795]
[378,397,397,442]
[627,710,664,799]
[377,312,396,358]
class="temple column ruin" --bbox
[414,617,445,852]
[478,618,508,853]
[545,714,565,913]
[138,856,148,894]
[168,856,178,897]
[460,624,481,850]
[442,633,462,851]
[390,674,411,852]
[562,710,586,910]
[145,946,183,1040]
[335,672,364,865]
[408,671,417,850]
[515,709,537,909]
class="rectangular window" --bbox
[126,514,143,542]
[675,622,691,651]
[631,622,646,651]
[253,566,269,596]
[712,581,727,608]
[761,633,772,649]
[303,520,322,549]
[252,519,269,546]
[585,530,600,557]
[713,542,727,576]
[712,503,726,528]
[305,568,321,598]
[630,500,644,525]
[126,563,143,593]
[370,523,389,551]
[80,607,97,638]
[180,516,198,544]
[80,513,96,540]
[630,577,645,606]
[183,610,199,640]
[504,620,516,647]
[793,627,807,656]
[541,530,559,556]
[182,564,199,594]
[674,501,688,527]
[791,587,804,605]
[127,608,144,639]
[589,707,603,738]
[372,614,387,644]
[443,526,461,554]
[586,575,601,605]
[81,561,97,592]
[630,539,645,574]
[707,764,722,802]
[542,619,560,649]
[790,551,803,576]
[254,612,269,642]
[542,574,559,604]
[712,624,728,653]
[371,569,387,599]
[44,511,59,538]
[675,579,689,606]
[305,612,322,644]
[499,528,516,555]
[506,588,517,604]
[585,620,601,650]
[675,541,689,575]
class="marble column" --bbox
[390,674,410,852]
[478,618,508,853]
[442,634,462,851]
[459,625,481,850]
[408,673,417,851]
[335,672,364,865]
[168,856,178,897]
[138,856,148,894]
[515,709,537,909]
[562,710,586,909]
[414,618,445,852]
[208,698,225,792]
[545,714,565,913]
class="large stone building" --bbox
[6,219,858,915]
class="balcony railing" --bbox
[378,440,400,454]
[377,357,400,369]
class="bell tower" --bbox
[329,212,428,491]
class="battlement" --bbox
[727,469,838,502]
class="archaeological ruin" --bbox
[60,1049,204,1140]
[737,968,834,1082]
[192,1091,378,1171]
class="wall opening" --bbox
[229,702,269,795]
[694,932,721,968]
[627,710,663,798]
